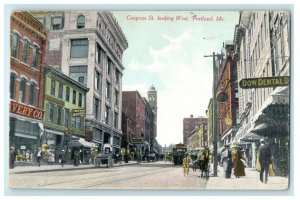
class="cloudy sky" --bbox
[113,11,239,146]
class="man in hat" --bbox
[9,147,16,169]
[258,138,272,183]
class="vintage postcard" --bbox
[8,10,290,191]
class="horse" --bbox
[198,149,210,179]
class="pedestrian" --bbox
[231,144,246,178]
[182,152,191,176]
[74,151,80,166]
[258,138,272,184]
[9,147,16,169]
[60,149,66,167]
[36,148,42,167]
[26,150,30,161]
[220,144,233,178]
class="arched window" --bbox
[10,73,17,99]
[77,15,85,29]
[22,39,30,64]
[32,45,39,68]
[29,82,36,106]
[11,33,20,58]
[19,78,27,103]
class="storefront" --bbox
[9,101,44,164]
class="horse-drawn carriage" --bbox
[191,148,210,179]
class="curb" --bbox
[12,162,138,174]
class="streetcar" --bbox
[172,143,187,165]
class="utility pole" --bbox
[204,52,220,177]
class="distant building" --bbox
[183,115,207,145]
[122,91,146,155]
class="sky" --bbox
[113,11,240,146]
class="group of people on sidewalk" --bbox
[220,138,274,184]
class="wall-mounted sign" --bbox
[239,76,289,89]
[10,101,44,120]
[132,138,143,144]
[73,109,86,117]
[225,117,233,126]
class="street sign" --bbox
[132,138,143,144]
[72,109,86,117]
[239,76,289,89]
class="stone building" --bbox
[233,11,290,175]
[31,11,128,153]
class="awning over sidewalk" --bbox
[68,138,97,148]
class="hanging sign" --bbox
[239,76,289,89]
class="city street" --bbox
[9,161,208,189]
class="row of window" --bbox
[70,39,121,84]
[10,73,38,106]
[50,79,84,107]
[38,14,86,30]
[94,97,119,128]
[11,32,40,69]
[46,103,84,131]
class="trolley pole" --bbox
[204,52,220,177]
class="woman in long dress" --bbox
[231,145,246,178]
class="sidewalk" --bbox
[9,160,138,174]
[206,165,289,190]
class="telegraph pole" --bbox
[204,52,220,177]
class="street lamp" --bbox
[204,52,221,177]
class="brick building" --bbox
[183,115,207,145]
[9,12,47,160]
[122,91,146,155]
[216,42,239,147]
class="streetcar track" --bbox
[81,167,171,188]
[30,166,170,188]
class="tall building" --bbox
[122,91,146,155]
[9,12,47,161]
[233,11,290,175]
[147,85,158,153]
[183,115,207,145]
[31,11,128,153]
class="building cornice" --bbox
[11,12,47,40]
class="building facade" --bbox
[216,42,239,147]
[147,85,158,152]
[31,11,128,153]
[233,11,290,175]
[183,115,207,145]
[122,91,146,155]
[10,12,47,163]
[43,66,89,162]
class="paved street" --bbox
[9,161,289,190]
[9,161,208,189]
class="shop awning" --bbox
[69,138,97,148]
[252,123,268,133]
[45,128,64,136]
